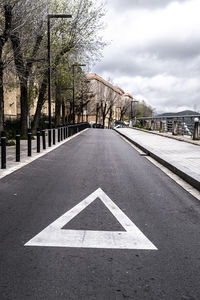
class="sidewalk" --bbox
[0,129,87,179]
[133,127,200,146]
[115,127,200,191]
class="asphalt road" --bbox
[0,129,200,300]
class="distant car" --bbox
[89,121,96,128]
[115,120,126,126]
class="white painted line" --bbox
[25,188,157,250]
[118,132,200,201]
[0,128,88,180]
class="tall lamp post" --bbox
[72,64,86,124]
[48,14,72,132]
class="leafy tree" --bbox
[32,0,106,130]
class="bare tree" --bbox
[0,3,12,131]
[118,96,131,121]
[99,84,119,128]
[10,0,47,135]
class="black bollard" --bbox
[58,128,60,142]
[61,127,63,141]
[1,131,6,169]
[48,129,51,147]
[66,126,68,138]
[27,128,32,157]
[53,129,56,145]
[37,128,40,153]
[64,126,66,139]
[42,129,46,149]
[16,130,20,162]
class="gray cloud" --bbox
[109,0,189,11]
[93,0,200,113]
[141,39,200,60]
[96,53,157,78]
[96,45,200,80]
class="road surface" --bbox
[0,129,199,299]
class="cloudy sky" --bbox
[92,0,200,113]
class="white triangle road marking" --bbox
[25,188,157,250]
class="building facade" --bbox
[86,73,133,128]
[3,73,133,128]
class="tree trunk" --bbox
[62,100,66,125]
[101,102,107,129]
[32,72,48,132]
[20,80,28,136]
[96,103,99,124]
[0,5,12,132]
[0,60,4,132]
[108,108,113,129]
[55,84,61,127]
[77,104,81,123]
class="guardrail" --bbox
[134,115,200,140]
[0,123,89,169]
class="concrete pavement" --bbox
[133,127,200,146]
[1,129,200,299]
[115,127,200,191]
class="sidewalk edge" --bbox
[0,128,89,180]
[114,129,200,192]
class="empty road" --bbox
[0,129,200,300]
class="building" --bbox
[85,73,133,128]
[3,73,133,128]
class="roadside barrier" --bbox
[58,127,60,142]
[0,123,89,169]
[27,129,32,157]
[53,129,56,145]
[16,130,20,162]
[42,129,46,149]
[48,129,51,147]
[37,129,40,153]
[1,131,6,169]
[61,127,63,141]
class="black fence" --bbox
[134,115,200,139]
[1,123,89,169]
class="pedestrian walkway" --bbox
[0,129,88,179]
[115,127,200,191]
[135,127,200,146]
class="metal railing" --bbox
[134,115,200,140]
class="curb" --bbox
[114,129,200,192]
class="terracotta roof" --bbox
[86,73,134,99]
[86,73,123,95]
[114,86,125,94]
[124,93,133,99]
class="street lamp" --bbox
[72,64,86,124]
[47,14,72,133]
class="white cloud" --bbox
[93,0,200,113]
